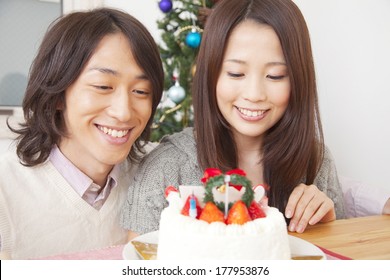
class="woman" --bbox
[0,8,163,259]
[121,0,345,239]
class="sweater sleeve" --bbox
[120,141,199,234]
[314,146,346,219]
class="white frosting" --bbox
[158,193,291,260]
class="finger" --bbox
[288,185,317,232]
[295,194,325,232]
[308,199,335,225]
[285,184,305,219]
[293,185,317,218]
[296,193,336,232]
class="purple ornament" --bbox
[159,0,173,13]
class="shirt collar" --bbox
[49,145,119,197]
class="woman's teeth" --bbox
[98,126,129,138]
[237,107,265,117]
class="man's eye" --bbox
[132,89,149,95]
[94,85,112,90]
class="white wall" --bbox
[0,0,62,106]
[293,0,390,190]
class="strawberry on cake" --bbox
[156,168,291,260]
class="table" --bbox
[289,215,390,260]
[42,215,390,260]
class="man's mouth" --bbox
[97,125,130,138]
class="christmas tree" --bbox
[151,0,219,142]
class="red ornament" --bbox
[226,169,246,176]
[226,169,246,191]
[201,168,222,183]
[164,185,178,197]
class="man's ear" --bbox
[56,98,65,111]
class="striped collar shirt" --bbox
[49,145,119,210]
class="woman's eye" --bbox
[266,75,285,80]
[227,72,244,78]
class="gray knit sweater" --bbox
[120,127,345,234]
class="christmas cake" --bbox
[156,168,291,260]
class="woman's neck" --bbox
[234,135,264,186]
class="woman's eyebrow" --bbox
[223,58,246,65]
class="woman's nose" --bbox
[242,77,266,102]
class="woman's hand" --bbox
[285,183,336,233]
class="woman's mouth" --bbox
[236,106,268,118]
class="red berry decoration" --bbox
[248,201,266,220]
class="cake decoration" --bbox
[180,193,201,218]
[175,168,266,225]
[157,168,291,260]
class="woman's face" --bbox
[60,32,152,178]
[216,20,290,144]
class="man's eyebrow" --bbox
[87,67,149,80]
[136,73,149,80]
[88,67,119,76]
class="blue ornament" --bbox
[159,0,173,13]
[185,31,202,48]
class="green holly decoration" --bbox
[203,174,254,212]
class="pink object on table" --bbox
[40,245,125,260]
[316,245,353,260]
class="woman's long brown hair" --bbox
[192,0,324,214]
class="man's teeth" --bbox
[237,107,265,117]
[98,126,129,138]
